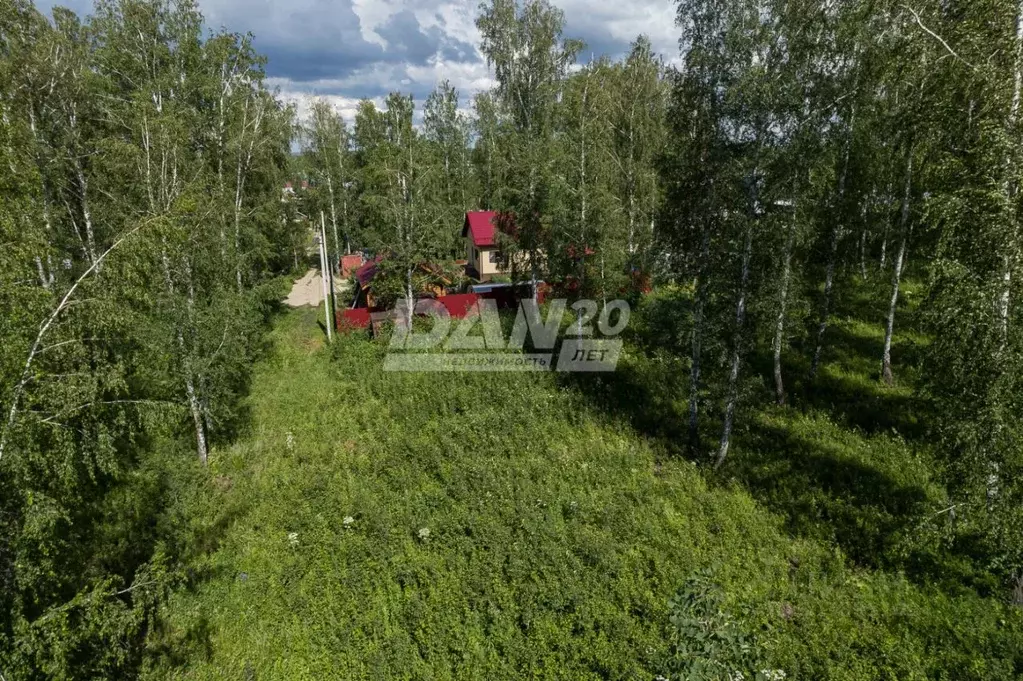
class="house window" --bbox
[489,250,503,265]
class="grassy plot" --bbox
[144,307,1023,680]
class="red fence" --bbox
[438,293,480,318]
[337,294,481,334]
[338,308,371,329]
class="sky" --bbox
[35,0,680,123]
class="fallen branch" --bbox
[115,580,158,596]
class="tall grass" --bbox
[143,307,1023,680]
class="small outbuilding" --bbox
[463,211,516,282]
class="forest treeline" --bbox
[299,27,664,313]
[301,0,1023,610]
[2,0,1023,676]
[0,0,295,674]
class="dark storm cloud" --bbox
[259,42,385,81]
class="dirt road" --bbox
[284,269,350,308]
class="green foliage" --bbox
[0,0,294,676]
[4,0,1023,676]
[138,310,1023,680]
[301,99,357,264]
[660,569,774,681]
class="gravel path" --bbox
[284,268,350,308]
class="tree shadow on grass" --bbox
[557,279,999,592]
[145,610,215,669]
[564,360,987,591]
[560,331,986,598]
[727,415,1002,594]
[728,417,930,568]
[207,292,294,447]
[746,346,931,443]
[564,357,926,548]
[810,326,928,433]
[559,354,691,459]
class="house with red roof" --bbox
[462,211,500,281]
[462,211,540,282]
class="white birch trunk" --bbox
[217,66,228,260]
[34,256,50,290]
[185,374,208,465]
[28,108,54,289]
[688,226,710,450]
[997,2,1023,349]
[882,150,913,385]
[773,218,796,405]
[717,225,753,468]
[234,99,263,293]
[74,162,98,266]
[405,268,415,332]
[528,169,539,302]
[810,126,853,380]
[0,225,143,463]
[327,173,339,271]
[859,200,869,281]
[338,133,351,254]
[579,76,588,302]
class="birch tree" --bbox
[921,0,1023,601]
[360,93,445,327]
[305,99,355,262]
[608,36,666,273]
[424,80,474,247]
[473,91,503,210]
[476,0,582,298]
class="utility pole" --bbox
[322,211,338,330]
[317,219,333,342]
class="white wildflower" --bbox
[417,527,431,540]
[343,516,355,527]
[285,431,295,451]
[287,532,299,547]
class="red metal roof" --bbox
[565,244,596,259]
[462,211,498,247]
[355,255,384,288]
[340,253,365,279]
[394,294,481,319]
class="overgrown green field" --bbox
[144,305,1023,680]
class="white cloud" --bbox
[36,0,680,111]
[349,0,392,47]
[275,89,378,126]
[558,0,678,55]
[405,59,497,94]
